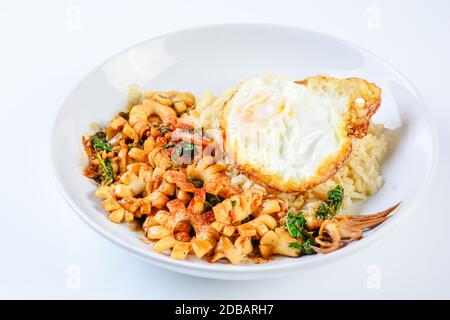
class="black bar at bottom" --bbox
[0,300,448,318]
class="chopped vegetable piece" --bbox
[188,179,204,188]
[119,112,129,120]
[285,211,316,255]
[95,152,114,185]
[92,131,113,152]
[204,193,223,212]
[316,185,344,220]
[160,126,171,135]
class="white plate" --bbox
[51,23,438,280]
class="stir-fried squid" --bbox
[82,87,399,264]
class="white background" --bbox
[0,0,448,299]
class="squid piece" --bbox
[148,192,219,259]
[313,203,400,254]
[237,214,278,237]
[170,128,212,146]
[259,227,300,258]
[129,98,177,137]
[163,170,197,193]
[186,190,219,258]
[211,236,253,264]
[213,186,265,225]
[154,237,191,260]
[186,156,235,197]
[95,186,115,199]
[148,147,172,170]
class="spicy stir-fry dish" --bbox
[82,75,400,264]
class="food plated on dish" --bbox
[51,24,437,279]
[82,75,399,264]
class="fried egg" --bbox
[221,75,381,192]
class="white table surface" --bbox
[1,0,448,299]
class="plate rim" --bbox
[50,22,440,279]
